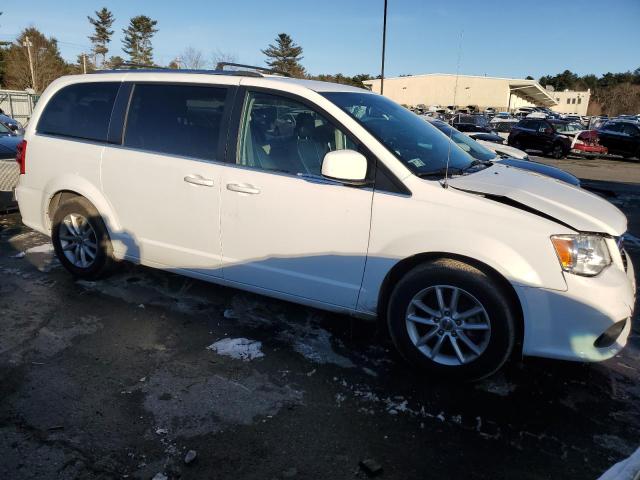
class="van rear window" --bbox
[37,82,120,142]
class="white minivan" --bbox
[15,68,635,379]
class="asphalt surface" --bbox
[1,156,639,480]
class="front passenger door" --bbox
[220,90,374,309]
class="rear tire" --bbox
[387,259,516,381]
[51,197,115,280]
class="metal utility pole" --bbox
[380,0,388,95]
[22,36,36,91]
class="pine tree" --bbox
[261,33,305,78]
[106,55,124,69]
[122,15,158,66]
[88,8,114,68]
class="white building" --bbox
[363,73,557,111]
[549,89,591,116]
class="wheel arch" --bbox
[43,176,121,236]
[377,252,525,354]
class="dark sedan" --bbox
[450,114,494,133]
[597,120,640,159]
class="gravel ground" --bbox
[1,156,639,480]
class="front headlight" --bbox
[551,234,611,276]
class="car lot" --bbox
[1,156,638,480]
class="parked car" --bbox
[0,121,23,159]
[15,71,634,380]
[450,114,493,133]
[489,118,519,141]
[597,121,640,159]
[428,119,579,184]
[0,122,22,211]
[465,132,531,161]
[0,108,25,135]
[508,118,574,158]
[549,122,608,158]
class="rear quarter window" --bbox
[37,82,120,142]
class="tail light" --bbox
[16,139,27,174]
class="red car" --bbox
[570,130,608,158]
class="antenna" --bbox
[442,31,464,189]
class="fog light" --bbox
[594,319,627,348]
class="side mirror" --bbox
[321,149,368,185]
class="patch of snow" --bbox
[207,338,264,361]
[598,447,640,480]
[476,376,517,397]
[10,251,25,259]
[25,243,54,254]
[289,325,354,368]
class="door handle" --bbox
[226,183,261,195]
[184,175,214,187]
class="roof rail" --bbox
[111,62,169,70]
[215,62,290,77]
[90,67,264,77]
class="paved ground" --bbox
[1,156,639,480]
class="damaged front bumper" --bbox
[516,245,635,362]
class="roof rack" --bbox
[215,62,290,77]
[90,62,288,78]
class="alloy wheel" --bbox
[405,285,491,366]
[58,213,98,268]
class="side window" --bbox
[622,124,639,136]
[237,91,357,176]
[124,84,227,160]
[37,82,119,142]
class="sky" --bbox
[1,0,639,80]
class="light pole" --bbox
[380,0,388,95]
[22,36,36,91]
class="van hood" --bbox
[448,164,627,235]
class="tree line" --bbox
[0,9,373,93]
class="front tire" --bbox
[387,259,516,381]
[51,197,115,279]
[551,143,566,159]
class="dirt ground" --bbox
[1,156,638,480]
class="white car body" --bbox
[474,139,529,160]
[16,72,635,367]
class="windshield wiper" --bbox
[417,160,492,179]
[465,159,493,170]
[416,166,465,178]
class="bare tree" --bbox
[179,47,206,69]
[212,49,237,69]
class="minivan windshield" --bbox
[322,92,476,176]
